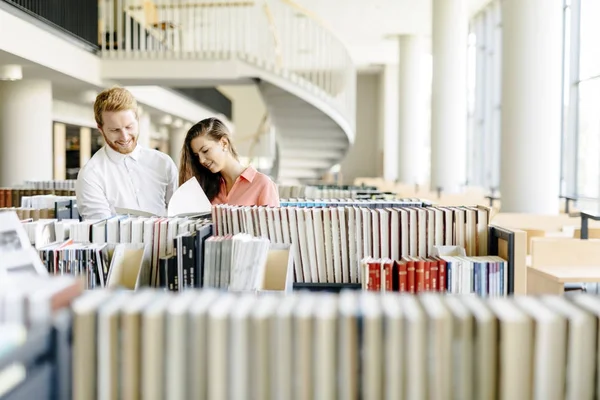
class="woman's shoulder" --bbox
[243,166,275,186]
[252,170,275,185]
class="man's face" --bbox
[99,110,139,155]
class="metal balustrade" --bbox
[2,0,99,47]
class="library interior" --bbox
[2,0,600,399]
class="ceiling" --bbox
[290,0,493,68]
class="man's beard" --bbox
[103,132,138,155]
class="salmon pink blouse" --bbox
[211,165,280,207]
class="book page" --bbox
[167,177,212,217]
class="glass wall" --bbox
[575,0,600,203]
[468,0,599,206]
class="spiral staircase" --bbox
[98,0,356,184]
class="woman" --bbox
[179,117,280,207]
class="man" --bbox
[76,86,178,220]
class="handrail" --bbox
[98,0,356,132]
[279,0,338,43]
[262,2,283,69]
[127,1,255,9]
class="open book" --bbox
[115,177,212,218]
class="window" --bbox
[466,0,501,192]
[575,0,600,203]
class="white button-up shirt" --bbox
[76,145,178,220]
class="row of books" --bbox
[202,234,271,291]
[0,274,80,400]
[21,180,76,190]
[60,287,600,400]
[212,204,490,286]
[35,217,213,290]
[0,188,76,208]
[277,184,395,200]
[279,198,426,208]
[361,255,508,296]
[1,195,78,225]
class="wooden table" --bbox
[527,265,600,295]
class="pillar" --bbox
[53,123,66,180]
[80,127,92,166]
[0,80,53,187]
[169,123,188,167]
[397,35,427,185]
[431,0,468,192]
[137,110,151,149]
[378,64,399,181]
[500,0,562,213]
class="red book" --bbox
[396,260,407,292]
[367,260,382,291]
[413,257,425,293]
[428,258,439,292]
[424,259,431,291]
[401,256,415,294]
[381,259,394,292]
[433,256,447,293]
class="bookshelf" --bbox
[5,282,600,399]
[292,282,362,292]
[0,309,72,400]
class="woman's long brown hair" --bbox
[178,117,239,201]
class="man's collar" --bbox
[240,165,257,182]
[104,144,141,163]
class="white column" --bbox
[378,64,399,181]
[397,35,427,185]
[500,0,562,213]
[431,0,468,192]
[137,110,152,149]
[0,80,53,187]
[169,121,188,167]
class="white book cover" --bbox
[347,208,358,283]
[280,208,291,245]
[232,208,241,235]
[338,208,349,283]
[323,209,334,284]
[542,295,596,400]
[389,208,400,261]
[370,210,380,259]
[362,209,372,258]
[258,208,269,240]
[378,209,390,259]
[331,208,342,283]
[295,209,312,283]
[399,208,409,257]
[354,207,363,274]
[427,208,435,257]
[286,208,303,283]
[312,209,327,284]
[119,217,132,244]
[514,297,566,400]
[273,208,284,244]
[273,296,298,400]
[267,208,277,242]
[408,208,418,257]
[303,209,319,282]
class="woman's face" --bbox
[190,135,228,173]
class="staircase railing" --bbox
[98,0,356,131]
